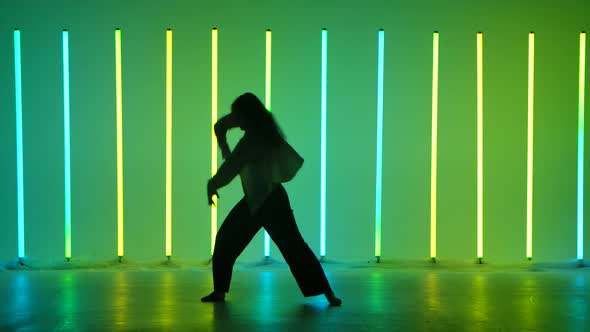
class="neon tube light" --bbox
[320,28,327,257]
[526,32,535,260]
[63,29,72,260]
[375,29,384,259]
[211,28,218,255]
[477,32,484,261]
[430,31,439,260]
[165,29,173,258]
[264,29,272,257]
[577,32,586,261]
[265,29,272,110]
[14,29,25,260]
[115,28,124,258]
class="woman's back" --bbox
[237,133,304,214]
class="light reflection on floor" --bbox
[113,271,128,330]
[59,272,77,331]
[0,264,588,331]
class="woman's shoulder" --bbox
[241,133,279,145]
[236,134,268,155]
[240,133,286,156]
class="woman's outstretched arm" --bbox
[214,113,238,159]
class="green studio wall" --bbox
[0,0,588,264]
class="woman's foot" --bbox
[325,292,342,306]
[201,291,226,302]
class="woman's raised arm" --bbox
[214,113,238,159]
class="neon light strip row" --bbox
[10,29,585,262]
[526,32,535,260]
[375,29,384,258]
[577,32,586,261]
[211,28,218,255]
[115,28,124,258]
[477,32,484,260]
[430,31,439,259]
[62,30,72,260]
[14,29,25,259]
[320,28,327,257]
[165,29,173,257]
[264,29,272,257]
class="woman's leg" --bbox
[211,198,261,293]
[260,186,336,299]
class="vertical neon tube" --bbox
[115,29,124,258]
[577,32,586,261]
[165,29,173,258]
[264,29,272,257]
[430,31,439,260]
[375,29,384,259]
[211,28,218,255]
[320,28,327,257]
[526,32,535,260]
[62,29,72,260]
[14,29,25,259]
[477,32,484,260]
[265,29,272,110]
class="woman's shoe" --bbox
[325,292,342,306]
[201,291,226,302]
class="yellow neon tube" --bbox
[115,28,124,258]
[477,32,484,260]
[430,31,439,260]
[526,32,535,260]
[211,28,218,255]
[165,28,173,257]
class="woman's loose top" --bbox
[210,133,304,215]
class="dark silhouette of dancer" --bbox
[202,92,342,306]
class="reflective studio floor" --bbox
[0,261,588,332]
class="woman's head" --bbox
[231,92,266,130]
[231,92,284,142]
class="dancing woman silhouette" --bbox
[202,92,342,306]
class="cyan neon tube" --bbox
[14,29,25,259]
[264,29,272,257]
[577,32,586,261]
[63,29,72,260]
[320,28,327,257]
[375,29,384,259]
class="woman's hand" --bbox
[207,180,219,206]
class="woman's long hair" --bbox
[231,92,285,145]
